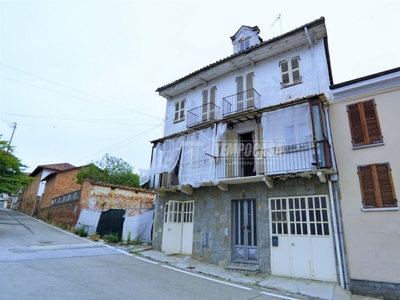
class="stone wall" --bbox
[153,175,329,273]
[350,278,400,300]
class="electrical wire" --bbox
[0,64,164,121]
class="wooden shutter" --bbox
[291,57,300,83]
[174,102,179,121]
[363,100,382,144]
[280,60,289,85]
[236,76,244,111]
[376,164,397,207]
[358,163,397,208]
[226,133,238,178]
[246,72,254,107]
[202,90,208,121]
[347,100,382,147]
[210,86,216,120]
[254,126,265,175]
[180,100,185,120]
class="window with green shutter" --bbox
[347,99,383,147]
[358,163,397,208]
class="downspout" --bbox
[304,27,320,94]
[324,103,349,289]
[328,179,344,288]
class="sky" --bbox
[1,0,399,174]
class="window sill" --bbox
[361,207,398,212]
[280,81,303,89]
[173,119,185,124]
[352,142,384,150]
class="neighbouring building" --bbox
[37,166,82,222]
[141,17,347,284]
[329,67,400,299]
[17,163,76,216]
[75,179,155,242]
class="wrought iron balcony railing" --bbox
[187,103,221,127]
[216,141,332,179]
[222,88,261,117]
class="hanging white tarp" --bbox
[179,127,216,187]
[139,136,185,186]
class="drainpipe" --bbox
[328,179,344,288]
[333,181,350,290]
[304,27,320,95]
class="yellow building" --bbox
[329,67,400,299]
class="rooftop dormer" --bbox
[230,25,263,54]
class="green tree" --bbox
[76,154,140,187]
[0,137,33,194]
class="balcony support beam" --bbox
[181,185,193,195]
[317,171,326,183]
[262,176,274,188]
[154,189,166,197]
[218,183,228,191]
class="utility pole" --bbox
[8,122,17,151]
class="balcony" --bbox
[222,88,261,121]
[187,103,221,128]
[216,140,333,181]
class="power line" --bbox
[2,112,158,126]
[73,122,163,164]
[0,63,164,121]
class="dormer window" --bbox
[239,39,250,51]
[280,56,302,87]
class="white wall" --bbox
[163,40,331,137]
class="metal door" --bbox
[232,199,258,261]
[270,196,337,281]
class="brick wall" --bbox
[39,200,81,227]
[18,172,42,216]
[40,169,81,208]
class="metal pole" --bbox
[8,122,17,151]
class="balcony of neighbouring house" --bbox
[216,140,333,186]
[222,88,261,123]
[187,103,221,128]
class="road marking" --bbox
[134,256,158,264]
[161,265,252,290]
[260,291,300,300]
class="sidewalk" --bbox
[121,245,379,300]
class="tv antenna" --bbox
[271,14,282,34]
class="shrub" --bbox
[104,232,119,244]
[89,232,100,241]
[74,226,88,237]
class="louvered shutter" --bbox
[174,102,179,121]
[254,126,265,175]
[202,90,208,121]
[236,76,244,111]
[376,163,397,207]
[280,61,289,85]
[210,86,216,120]
[358,165,377,207]
[363,100,382,144]
[226,133,238,178]
[246,72,254,108]
[291,57,300,83]
[347,103,365,146]
[180,100,185,120]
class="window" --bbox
[239,39,250,51]
[347,99,382,147]
[236,72,254,111]
[280,56,301,87]
[174,99,185,123]
[358,163,397,208]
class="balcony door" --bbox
[202,87,216,122]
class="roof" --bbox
[156,17,327,96]
[330,66,400,89]
[41,166,82,182]
[29,163,76,177]
[230,25,261,41]
[89,180,155,195]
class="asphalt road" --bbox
[0,209,299,300]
